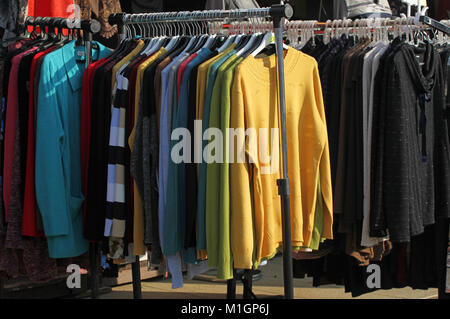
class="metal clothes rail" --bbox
[108,4,295,300]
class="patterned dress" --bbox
[75,0,122,39]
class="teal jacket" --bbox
[35,41,111,258]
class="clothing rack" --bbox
[419,16,450,36]
[284,15,450,36]
[23,16,103,300]
[108,4,295,300]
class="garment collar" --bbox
[402,42,436,94]
[61,40,102,92]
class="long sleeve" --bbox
[105,77,122,237]
[312,63,334,240]
[35,59,69,237]
[230,70,255,270]
[229,49,333,268]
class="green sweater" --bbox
[205,54,242,279]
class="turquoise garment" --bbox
[162,54,189,257]
[35,41,111,258]
[196,49,236,252]
[164,48,213,262]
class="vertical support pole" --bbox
[227,270,237,299]
[242,270,254,299]
[83,22,101,299]
[271,4,294,300]
[118,23,126,42]
[226,280,236,299]
[89,242,100,299]
[438,221,450,299]
[85,35,92,67]
[0,277,4,299]
[132,256,142,299]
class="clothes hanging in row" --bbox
[0,30,111,282]
[79,30,333,288]
[296,34,450,297]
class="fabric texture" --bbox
[230,47,333,269]
[75,0,122,39]
[35,40,111,258]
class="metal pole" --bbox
[0,277,4,299]
[85,34,92,67]
[85,31,98,297]
[272,4,294,300]
[242,270,254,299]
[226,274,237,299]
[82,22,101,299]
[89,242,100,299]
[132,256,142,299]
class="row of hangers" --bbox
[2,17,90,47]
[0,17,102,64]
[118,16,288,60]
[285,17,449,49]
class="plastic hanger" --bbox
[251,31,289,57]
[199,16,216,50]
[188,20,208,52]
[164,31,180,52]
[236,24,258,57]
[217,34,235,53]
[200,18,217,50]
[164,19,181,52]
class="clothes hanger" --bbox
[110,14,139,58]
[234,22,250,55]
[250,20,289,57]
[189,19,208,52]
[164,19,180,52]
[147,16,168,55]
[208,21,225,51]
[299,21,307,48]
[180,15,198,54]
[232,20,245,49]
[140,15,158,55]
[155,13,172,48]
[166,19,190,58]
[216,26,235,53]
[200,14,216,50]
[74,22,85,47]
[323,20,331,45]
[213,13,236,53]
[212,18,233,52]
[249,19,267,53]
[40,17,63,48]
[240,20,264,59]
[234,24,251,52]
[236,21,257,57]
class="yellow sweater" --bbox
[229,47,333,269]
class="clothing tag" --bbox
[75,47,86,62]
